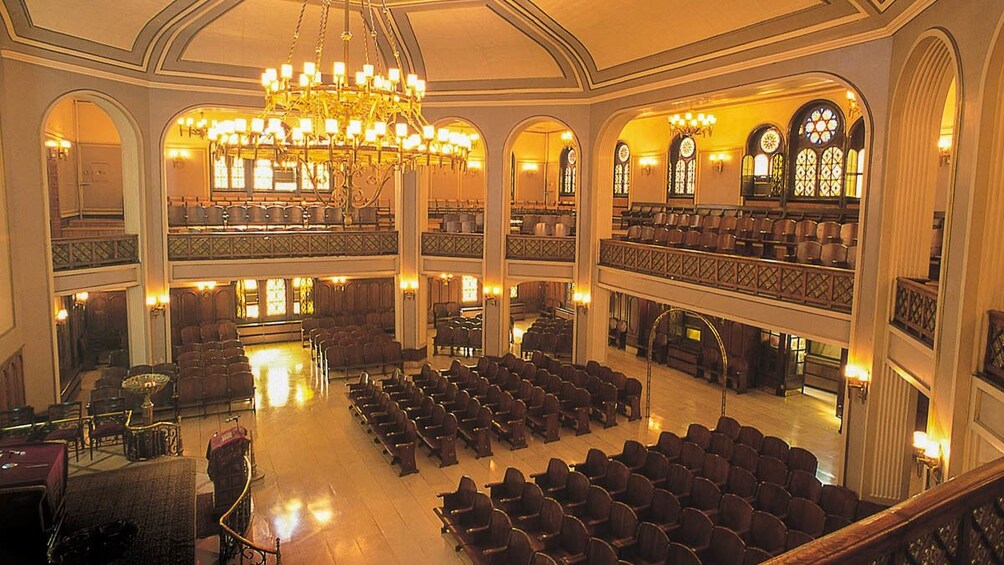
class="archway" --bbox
[428,118,487,234]
[504,118,580,239]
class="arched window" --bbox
[844,119,866,199]
[613,141,631,197]
[559,147,576,196]
[789,101,846,199]
[667,135,696,197]
[741,125,785,198]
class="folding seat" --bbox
[731,443,761,474]
[709,432,735,460]
[737,425,764,450]
[840,222,859,246]
[177,377,204,410]
[757,455,789,486]
[785,498,825,538]
[228,371,255,411]
[685,423,712,450]
[532,458,570,499]
[486,467,526,511]
[726,466,758,505]
[719,493,754,538]
[680,441,705,471]
[541,515,589,564]
[583,538,619,565]
[601,460,631,500]
[820,242,849,267]
[618,474,655,519]
[743,546,773,565]
[664,463,693,506]
[756,482,792,520]
[748,511,786,556]
[484,527,532,565]
[760,437,790,465]
[434,475,478,530]
[788,447,818,475]
[699,231,718,252]
[573,448,609,484]
[508,482,545,529]
[559,472,591,514]
[667,542,701,565]
[698,526,747,565]
[785,528,814,551]
[650,430,683,463]
[690,477,722,521]
[186,205,207,229]
[700,452,730,489]
[683,230,702,249]
[819,483,859,530]
[613,440,648,473]
[634,522,670,565]
[606,502,639,557]
[641,451,670,489]
[669,508,713,555]
[787,469,822,503]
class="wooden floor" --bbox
[167,332,841,564]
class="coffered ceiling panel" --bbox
[405,4,563,81]
[23,0,171,51]
[529,0,822,70]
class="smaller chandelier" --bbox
[176,113,209,139]
[668,112,716,138]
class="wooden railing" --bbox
[51,234,139,271]
[892,277,938,347]
[123,416,183,461]
[599,239,855,313]
[219,457,281,564]
[772,457,1004,563]
[167,231,398,261]
[506,235,576,262]
[421,232,483,259]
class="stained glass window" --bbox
[237,279,259,321]
[613,141,631,196]
[510,285,519,299]
[845,119,866,199]
[559,147,576,196]
[462,276,478,304]
[741,125,785,198]
[266,278,287,316]
[667,135,696,197]
[230,158,245,189]
[292,277,314,315]
[253,159,273,190]
[213,157,229,189]
[789,101,846,199]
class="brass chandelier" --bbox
[205,0,474,222]
[667,111,717,138]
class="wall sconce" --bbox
[708,153,730,173]
[521,162,539,174]
[846,90,861,120]
[168,149,190,169]
[844,365,869,402]
[45,139,71,160]
[560,130,574,147]
[73,292,89,307]
[330,276,347,291]
[400,279,419,299]
[467,160,483,175]
[912,431,944,482]
[55,308,69,323]
[638,156,658,175]
[146,294,170,316]
[938,136,952,167]
[195,281,217,292]
[484,285,502,306]
[572,290,591,314]
[439,273,454,286]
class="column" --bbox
[482,133,508,357]
[395,168,428,358]
[575,134,613,364]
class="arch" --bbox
[742,122,787,199]
[502,115,580,210]
[429,117,488,233]
[787,99,847,200]
[612,140,631,197]
[666,134,696,198]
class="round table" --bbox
[122,373,171,425]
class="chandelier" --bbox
[667,111,716,138]
[205,0,474,222]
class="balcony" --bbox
[167,231,398,261]
[506,235,576,262]
[599,239,855,313]
[421,232,484,259]
[51,234,139,271]
[892,277,938,347]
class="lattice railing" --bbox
[892,277,938,347]
[980,310,1004,390]
[123,417,183,461]
[167,231,398,261]
[51,234,139,271]
[776,458,1004,564]
[598,239,855,313]
[421,232,483,259]
[219,457,280,565]
[506,235,576,262]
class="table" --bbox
[0,442,68,542]
[122,373,171,425]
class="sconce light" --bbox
[912,431,944,482]
[521,162,539,174]
[572,290,591,314]
[55,308,69,323]
[330,276,347,291]
[638,156,658,175]
[467,160,483,174]
[195,281,216,292]
[846,90,861,120]
[483,285,502,306]
[400,279,419,299]
[72,292,89,307]
[708,153,730,173]
[560,130,574,147]
[938,136,952,167]
[439,273,454,286]
[45,139,71,160]
[844,365,869,402]
[168,149,190,169]
[146,294,170,316]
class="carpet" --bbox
[61,457,196,564]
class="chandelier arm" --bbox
[356,167,394,210]
[287,0,309,66]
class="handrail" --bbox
[167,230,398,261]
[123,416,183,461]
[506,234,576,262]
[421,232,484,258]
[50,234,139,271]
[218,456,280,565]
[771,457,1004,563]
[891,276,938,347]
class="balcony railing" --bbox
[599,239,855,313]
[506,235,576,262]
[421,232,484,259]
[219,457,281,564]
[978,310,1004,390]
[51,234,139,271]
[167,231,398,261]
[892,277,938,347]
[776,457,1004,564]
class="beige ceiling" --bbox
[23,0,171,51]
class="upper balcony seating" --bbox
[622,214,858,270]
[166,199,388,231]
[440,212,486,234]
[515,214,576,237]
[620,203,857,230]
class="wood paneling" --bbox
[314,278,394,315]
[0,348,25,411]
[170,285,237,343]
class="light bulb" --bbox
[281,64,293,79]
[333,62,346,77]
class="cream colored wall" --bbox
[511,128,572,204]
[163,147,209,199]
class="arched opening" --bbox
[427,118,487,233]
[506,119,579,238]
[510,280,576,359]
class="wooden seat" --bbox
[669,507,713,555]
[699,526,747,565]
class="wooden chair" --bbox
[715,416,742,441]
[619,474,655,519]
[725,466,758,505]
[787,469,822,503]
[785,498,826,538]
[748,511,786,556]
[756,482,792,520]
[651,431,683,463]
[699,526,747,565]
[669,508,713,555]
[613,440,648,473]
[668,542,702,565]
[719,493,754,538]
[541,515,589,564]
[43,401,84,461]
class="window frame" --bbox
[559,147,577,197]
[741,124,786,200]
[786,100,848,203]
[666,134,697,198]
[613,141,631,197]
[211,157,334,196]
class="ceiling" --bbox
[0,0,928,98]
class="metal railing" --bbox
[891,277,938,347]
[421,232,484,259]
[167,231,398,261]
[219,457,281,564]
[599,239,855,313]
[51,234,139,271]
[506,235,576,262]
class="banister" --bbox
[218,456,281,564]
